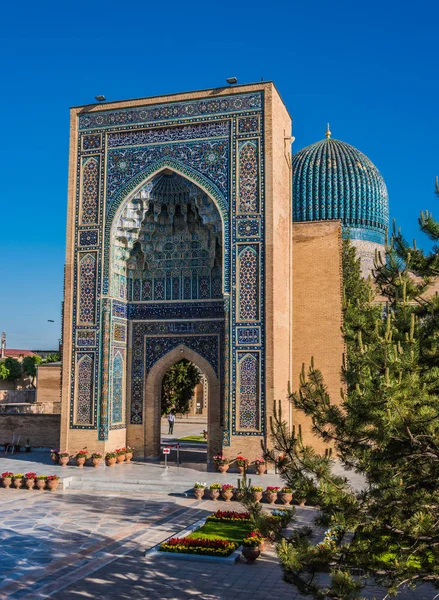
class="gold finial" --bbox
[325,123,331,139]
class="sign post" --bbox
[163,446,171,469]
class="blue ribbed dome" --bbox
[292,136,389,244]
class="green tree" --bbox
[0,361,10,380]
[161,359,201,415]
[4,357,22,384]
[22,355,43,388]
[43,353,61,363]
[267,234,439,598]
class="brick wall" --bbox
[0,414,60,447]
[291,220,344,452]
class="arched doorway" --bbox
[109,169,225,462]
[144,345,221,461]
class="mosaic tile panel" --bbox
[78,253,97,324]
[75,353,94,424]
[236,218,260,238]
[111,350,124,424]
[128,301,224,320]
[82,133,102,150]
[237,352,259,430]
[79,92,262,130]
[236,327,260,345]
[79,230,98,246]
[238,245,259,321]
[108,121,229,147]
[80,157,100,225]
[238,116,259,134]
[238,141,259,213]
[76,329,96,347]
[113,323,126,343]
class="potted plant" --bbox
[294,478,314,506]
[213,455,230,474]
[47,475,60,491]
[253,457,266,475]
[193,482,206,500]
[105,451,117,467]
[250,485,263,503]
[209,483,221,500]
[36,475,47,490]
[241,531,264,563]
[75,449,88,467]
[115,448,126,463]
[50,448,60,464]
[265,486,280,504]
[1,471,13,489]
[125,446,134,463]
[13,474,24,489]
[24,472,37,490]
[234,455,248,475]
[221,483,234,502]
[279,486,293,505]
[91,452,102,468]
[25,439,31,453]
[59,451,70,467]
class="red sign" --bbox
[162,447,171,455]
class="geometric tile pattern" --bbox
[237,352,259,429]
[237,218,260,238]
[238,246,258,321]
[236,326,260,345]
[113,323,126,343]
[79,230,98,246]
[238,142,258,213]
[78,253,96,325]
[111,351,124,424]
[238,116,259,134]
[76,330,96,347]
[80,157,100,225]
[82,133,102,150]
[75,353,94,424]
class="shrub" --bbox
[105,452,117,459]
[76,449,88,459]
[91,452,102,459]
[235,455,249,466]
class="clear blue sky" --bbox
[1,0,438,349]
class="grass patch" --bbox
[177,435,206,443]
[187,519,252,544]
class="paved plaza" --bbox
[0,455,435,599]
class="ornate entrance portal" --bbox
[61,83,293,463]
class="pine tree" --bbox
[268,234,439,598]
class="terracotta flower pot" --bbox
[209,489,220,500]
[51,453,60,464]
[116,454,125,463]
[256,464,266,475]
[298,498,307,507]
[25,479,35,490]
[265,492,278,505]
[106,457,116,467]
[280,493,293,505]
[60,456,69,467]
[92,458,101,468]
[13,478,23,489]
[217,464,229,474]
[2,477,12,489]
[234,489,244,502]
[241,545,261,564]
[125,452,133,463]
[251,491,263,503]
[36,480,46,490]
[47,480,59,492]
[193,488,205,500]
[221,489,234,502]
[76,457,86,467]
[237,466,245,475]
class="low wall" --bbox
[0,390,36,403]
[0,414,60,447]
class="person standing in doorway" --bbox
[168,410,175,435]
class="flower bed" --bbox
[207,510,251,522]
[160,537,238,557]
